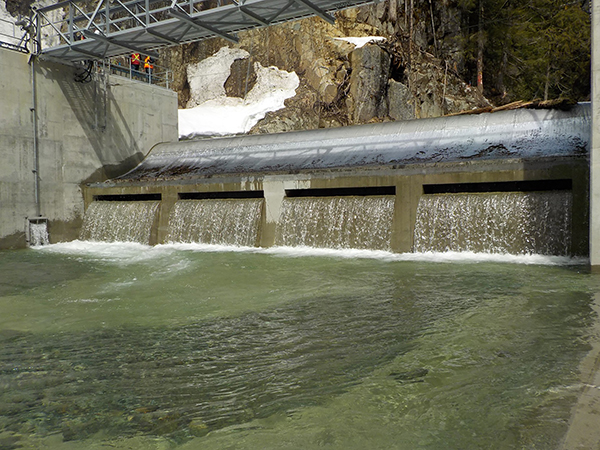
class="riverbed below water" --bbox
[0,243,598,449]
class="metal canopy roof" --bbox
[35,0,379,63]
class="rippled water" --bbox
[0,243,597,449]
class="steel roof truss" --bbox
[36,0,377,63]
[145,29,181,45]
[238,6,270,26]
[85,1,106,33]
[292,0,335,24]
[37,10,71,46]
[265,0,295,23]
[113,0,146,27]
[82,29,160,58]
[169,7,239,43]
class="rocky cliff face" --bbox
[162,1,491,135]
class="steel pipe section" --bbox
[116,104,591,182]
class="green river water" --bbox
[0,242,598,449]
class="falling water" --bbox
[79,201,160,244]
[29,221,49,246]
[166,199,263,246]
[413,191,572,255]
[275,196,395,250]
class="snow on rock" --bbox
[334,36,386,48]
[186,47,249,108]
[179,48,299,139]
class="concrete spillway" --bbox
[84,104,591,255]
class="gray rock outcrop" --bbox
[346,44,391,123]
[166,2,491,136]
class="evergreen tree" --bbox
[456,0,590,103]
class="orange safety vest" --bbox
[144,56,154,69]
[131,53,140,65]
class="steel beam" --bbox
[69,45,105,59]
[169,8,239,43]
[37,0,378,63]
[293,0,335,24]
[82,29,160,58]
[239,6,270,26]
[145,29,181,45]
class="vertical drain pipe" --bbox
[30,54,41,217]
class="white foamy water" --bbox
[29,222,49,246]
[34,240,157,263]
[33,240,587,266]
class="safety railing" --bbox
[0,14,29,53]
[31,0,379,64]
[102,56,173,88]
[33,0,240,51]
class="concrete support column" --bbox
[156,189,178,245]
[390,178,421,253]
[260,180,286,247]
[591,1,600,268]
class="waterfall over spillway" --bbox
[166,199,263,246]
[81,106,590,256]
[275,196,395,250]
[80,201,160,244]
[413,191,573,255]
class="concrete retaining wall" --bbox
[0,48,178,248]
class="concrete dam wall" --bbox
[0,47,178,249]
[83,104,591,256]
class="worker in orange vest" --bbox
[144,55,154,75]
[131,53,141,72]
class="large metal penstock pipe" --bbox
[115,104,591,182]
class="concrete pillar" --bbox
[390,178,421,253]
[260,180,286,247]
[156,188,178,245]
[591,1,600,268]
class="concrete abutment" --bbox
[0,47,178,249]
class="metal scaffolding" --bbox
[33,0,379,63]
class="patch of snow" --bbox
[186,47,250,108]
[179,48,299,139]
[334,36,386,48]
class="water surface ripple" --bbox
[0,243,596,449]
